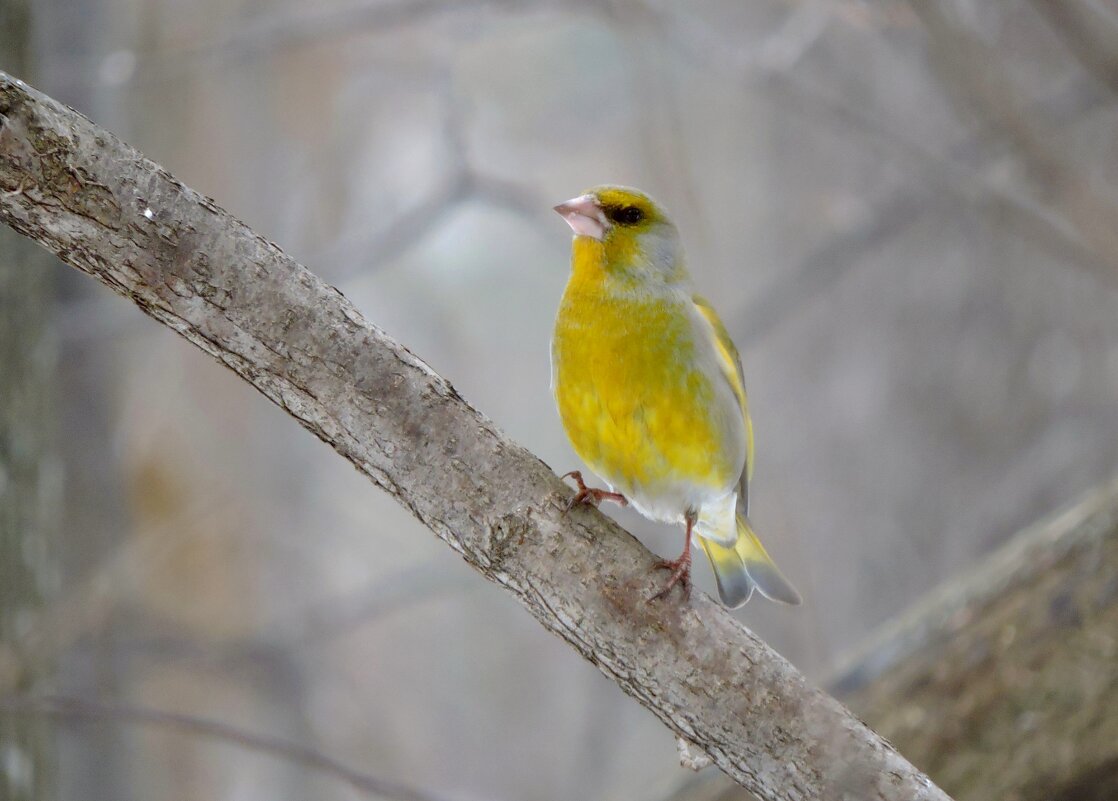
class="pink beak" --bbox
[554,194,607,241]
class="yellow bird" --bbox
[551,186,801,607]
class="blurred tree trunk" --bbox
[0,2,58,799]
[831,476,1118,801]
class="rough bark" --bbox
[0,7,58,801]
[0,71,950,801]
[830,477,1118,801]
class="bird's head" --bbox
[554,186,686,284]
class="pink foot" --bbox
[561,470,627,511]
[649,512,696,602]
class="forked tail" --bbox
[698,516,802,608]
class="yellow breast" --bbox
[551,251,739,500]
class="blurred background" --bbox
[3,0,1118,799]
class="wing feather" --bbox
[692,294,753,513]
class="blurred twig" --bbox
[910,0,1118,273]
[317,69,475,277]
[49,0,629,108]
[646,3,1114,345]
[0,694,454,801]
[0,73,951,801]
[312,66,552,280]
[283,559,477,646]
[1032,0,1118,97]
[733,75,1107,346]
[56,0,571,93]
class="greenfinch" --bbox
[551,186,801,607]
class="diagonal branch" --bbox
[0,72,950,801]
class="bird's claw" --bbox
[561,470,627,511]
[649,556,692,602]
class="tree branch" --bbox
[831,476,1118,801]
[0,72,950,801]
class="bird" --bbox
[550,185,801,608]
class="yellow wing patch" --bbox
[692,295,754,481]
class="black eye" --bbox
[611,206,644,225]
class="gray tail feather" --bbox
[698,522,802,608]
[698,537,756,609]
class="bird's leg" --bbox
[650,510,696,602]
[561,470,628,511]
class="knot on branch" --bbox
[485,511,533,571]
